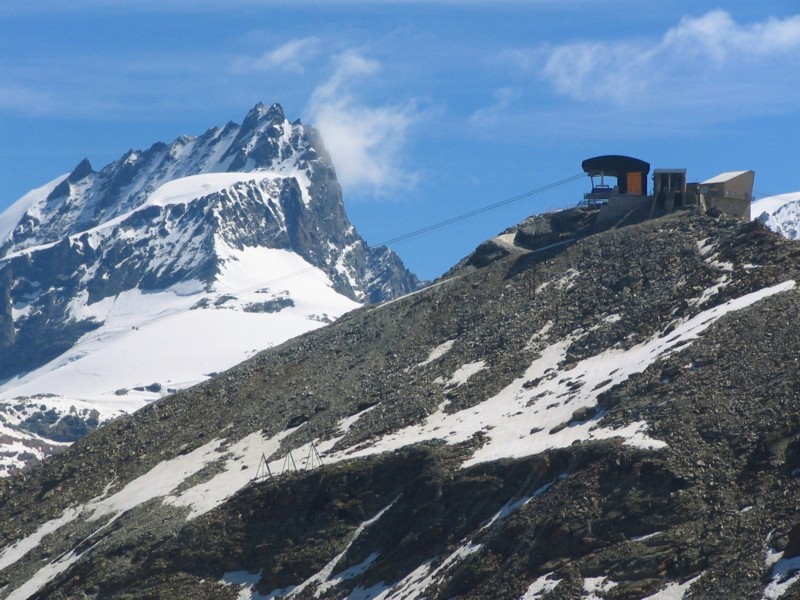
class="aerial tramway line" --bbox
[1,171,586,378]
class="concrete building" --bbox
[698,171,754,221]
[653,169,689,212]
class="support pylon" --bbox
[305,442,325,470]
[255,453,272,480]
[281,450,298,474]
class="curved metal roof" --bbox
[581,155,650,177]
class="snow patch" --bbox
[520,572,561,598]
[525,321,554,351]
[763,554,800,599]
[536,268,580,293]
[482,474,567,531]
[696,238,715,256]
[164,429,296,520]
[416,340,456,368]
[583,576,617,598]
[630,531,663,542]
[689,275,730,307]
[445,361,486,388]
[641,574,703,600]
[144,173,267,208]
[290,499,397,597]
[337,404,379,434]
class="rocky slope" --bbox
[0,103,419,475]
[1,207,800,599]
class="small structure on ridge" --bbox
[582,155,650,203]
[697,171,754,221]
[581,155,754,223]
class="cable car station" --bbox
[581,154,754,223]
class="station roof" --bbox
[582,155,650,178]
[700,171,751,184]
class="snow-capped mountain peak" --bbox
[0,103,328,257]
[0,103,420,474]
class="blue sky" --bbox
[2,1,800,279]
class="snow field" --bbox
[1,244,358,408]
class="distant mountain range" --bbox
[0,103,420,475]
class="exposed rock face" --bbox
[1,209,800,598]
[0,103,419,474]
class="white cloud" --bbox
[469,87,522,124]
[306,50,419,195]
[232,37,321,75]
[538,10,800,108]
[664,10,800,62]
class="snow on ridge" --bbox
[144,172,269,208]
[752,192,800,222]
[752,192,800,240]
[0,108,316,255]
[333,240,363,291]
[0,428,299,598]
[33,171,294,245]
[3,169,306,257]
[0,174,69,247]
[0,511,58,567]
[113,280,784,531]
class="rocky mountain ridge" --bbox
[3,103,299,253]
[0,103,419,475]
[1,207,799,598]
